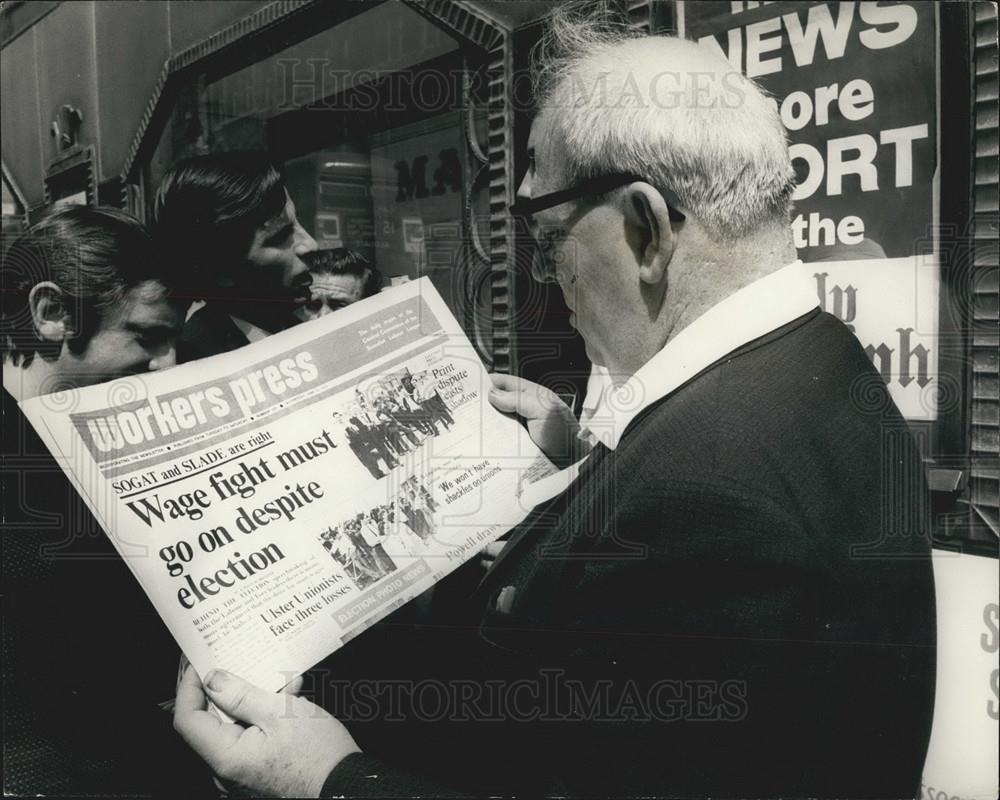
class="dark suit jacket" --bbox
[320,310,936,798]
[1,392,212,796]
[177,304,250,364]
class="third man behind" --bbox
[294,247,382,323]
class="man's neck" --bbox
[663,232,797,349]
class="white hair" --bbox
[533,7,794,241]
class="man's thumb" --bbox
[488,388,519,414]
[204,670,278,726]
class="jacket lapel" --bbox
[476,444,611,595]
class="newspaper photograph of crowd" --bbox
[318,476,439,588]
[333,369,455,480]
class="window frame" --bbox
[120,0,517,373]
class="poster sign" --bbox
[923,552,1000,800]
[809,255,939,418]
[682,1,940,419]
[682,0,937,258]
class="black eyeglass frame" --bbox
[509,172,686,222]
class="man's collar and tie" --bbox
[229,315,272,345]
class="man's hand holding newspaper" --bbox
[170,368,583,798]
[175,665,356,798]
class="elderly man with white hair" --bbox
[172,13,935,798]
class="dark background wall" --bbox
[1,1,271,208]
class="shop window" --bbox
[144,1,492,356]
[2,166,28,238]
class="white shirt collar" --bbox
[230,315,271,345]
[580,260,819,451]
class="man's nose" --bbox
[529,244,555,284]
[294,224,318,256]
[516,171,532,201]
[516,179,546,284]
[149,343,177,372]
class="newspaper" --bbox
[19,279,555,692]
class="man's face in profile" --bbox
[293,273,365,323]
[66,280,185,386]
[516,111,627,370]
[240,192,318,330]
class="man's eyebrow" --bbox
[263,222,294,245]
[125,322,177,336]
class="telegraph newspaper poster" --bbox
[681,0,940,420]
[680,6,996,798]
[19,279,555,693]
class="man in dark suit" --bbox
[2,207,210,795]
[173,19,936,799]
[152,152,318,362]
[344,419,384,480]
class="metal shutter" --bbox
[970,1,999,536]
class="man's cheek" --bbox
[120,355,150,378]
[248,256,279,291]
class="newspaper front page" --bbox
[19,279,555,691]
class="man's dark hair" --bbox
[1,205,171,367]
[151,152,286,298]
[304,248,382,298]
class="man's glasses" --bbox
[509,172,686,222]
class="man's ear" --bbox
[622,182,677,286]
[27,282,73,343]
